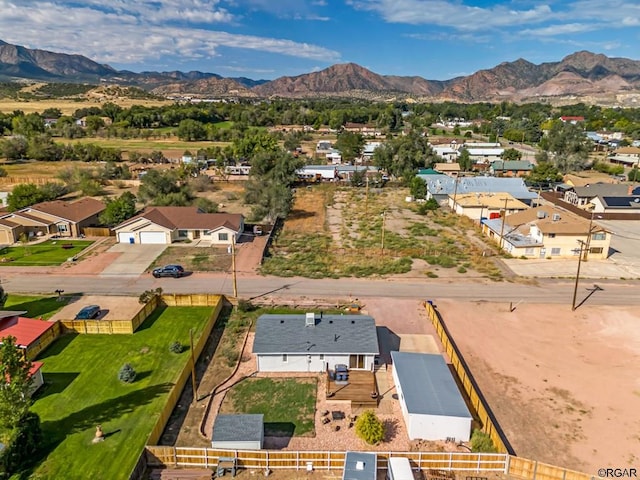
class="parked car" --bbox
[152,264,185,278]
[75,305,101,320]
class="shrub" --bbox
[118,363,137,383]
[470,429,497,452]
[237,299,256,312]
[457,266,467,274]
[355,410,384,445]
[0,412,43,475]
[139,287,163,304]
[169,341,184,354]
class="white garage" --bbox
[391,351,472,442]
[139,231,168,244]
[117,232,136,244]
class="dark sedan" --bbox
[152,264,185,278]
[75,305,101,320]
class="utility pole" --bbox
[365,176,369,216]
[452,174,460,207]
[572,240,586,311]
[583,206,596,261]
[499,196,509,249]
[380,211,386,256]
[231,235,238,298]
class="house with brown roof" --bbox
[481,205,610,259]
[448,192,528,223]
[0,197,105,244]
[113,206,244,245]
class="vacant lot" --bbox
[0,240,93,266]
[49,295,143,321]
[438,299,640,474]
[262,186,503,279]
[30,306,213,480]
[0,97,170,115]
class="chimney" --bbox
[305,313,316,327]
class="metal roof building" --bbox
[391,352,472,442]
[211,414,264,450]
[418,176,539,205]
[342,452,377,480]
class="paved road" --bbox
[2,272,638,306]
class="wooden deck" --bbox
[326,369,378,408]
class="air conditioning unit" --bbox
[552,213,561,221]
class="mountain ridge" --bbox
[1,40,640,104]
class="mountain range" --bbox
[2,39,640,105]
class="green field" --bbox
[63,137,228,152]
[29,306,213,480]
[0,240,93,266]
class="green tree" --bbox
[409,176,427,199]
[137,169,192,206]
[194,197,219,213]
[501,148,522,161]
[176,119,207,141]
[628,168,640,182]
[99,191,137,226]
[11,113,45,137]
[458,148,472,171]
[527,162,563,183]
[335,131,365,163]
[0,336,33,430]
[354,410,384,445]
[470,429,497,453]
[540,121,591,173]
[0,411,43,476]
[0,136,28,161]
[7,184,45,211]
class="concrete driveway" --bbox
[99,244,166,276]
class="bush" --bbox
[0,412,43,475]
[470,429,497,452]
[139,287,163,304]
[237,299,256,312]
[118,363,137,383]
[355,410,384,445]
[169,341,184,354]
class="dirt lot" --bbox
[48,295,143,321]
[436,299,640,474]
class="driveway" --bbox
[99,244,166,276]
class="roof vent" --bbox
[536,211,546,219]
[305,313,316,327]
[329,320,333,324]
[552,213,561,221]
[280,320,285,324]
[351,320,355,324]
[356,462,365,471]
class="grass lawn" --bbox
[28,306,213,480]
[220,377,317,437]
[4,294,69,319]
[149,246,232,273]
[0,240,93,266]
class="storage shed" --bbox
[211,414,264,450]
[343,452,377,480]
[391,352,472,442]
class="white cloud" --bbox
[0,0,340,64]
[521,23,598,37]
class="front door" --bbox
[349,355,365,369]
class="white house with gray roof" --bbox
[391,351,472,442]
[252,313,379,373]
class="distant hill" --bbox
[1,39,639,104]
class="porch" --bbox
[326,369,378,408]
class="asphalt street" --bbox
[3,272,638,307]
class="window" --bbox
[319,354,324,360]
[282,354,288,362]
[590,247,603,254]
[178,230,188,238]
[551,248,561,256]
[57,224,68,232]
[548,233,556,238]
[218,232,229,241]
[525,248,535,256]
[592,232,606,241]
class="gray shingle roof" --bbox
[252,314,379,355]
[212,414,263,442]
[343,452,377,480]
[392,352,472,418]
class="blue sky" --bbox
[0,0,638,80]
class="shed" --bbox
[391,352,472,442]
[343,452,377,480]
[211,414,264,450]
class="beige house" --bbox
[448,192,528,223]
[435,163,461,177]
[608,146,640,166]
[113,206,244,245]
[481,205,610,259]
[0,197,105,244]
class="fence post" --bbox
[504,454,511,475]
[533,461,538,480]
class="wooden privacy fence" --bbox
[144,447,508,472]
[26,321,62,360]
[0,176,63,185]
[508,457,597,480]
[424,302,513,455]
[61,295,160,335]
[145,296,223,446]
[161,294,223,307]
[81,227,114,237]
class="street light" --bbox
[380,211,386,256]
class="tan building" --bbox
[435,163,461,177]
[0,197,105,244]
[448,192,528,223]
[113,206,244,245]
[481,205,610,259]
